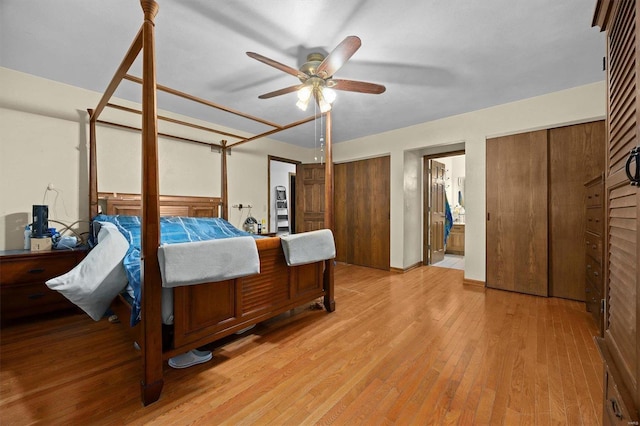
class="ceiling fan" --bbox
[246,36,386,113]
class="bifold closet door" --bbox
[486,130,548,296]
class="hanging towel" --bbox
[444,194,453,246]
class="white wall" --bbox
[334,81,606,281]
[402,150,422,268]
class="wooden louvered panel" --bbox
[607,0,636,175]
[609,83,635,137]
[609,114,637,170]
[242,248,289,315]
[610,53,634,103]
[594,0,640,418]
[609,26,634,87]
[606,179,638,396]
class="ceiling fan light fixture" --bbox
[316,89,332,113]
[250,35,386,112]
[296,84,313,111]
[297,84,313,102]
[322,86,336,104]
[296,98,310,111]
[319,99,332,113]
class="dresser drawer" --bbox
[585,232,602,265]
[1,255,78,285]
[586,182,603,207]
[584,281,601,311]
[1,282,75,319]
[586,208,603,236]
[585,256,603,290]
[0,249,86,323]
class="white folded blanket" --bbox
[280,229,336,266]
[157,236,260,288]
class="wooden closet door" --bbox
[486,130,548,296]
[345,156,390,270]
[548,121,605,301]
[334,163,348,263]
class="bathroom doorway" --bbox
[423,150,466,270]
[268,156,299,235]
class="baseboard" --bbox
[389,261,423,273]
[463,278,485,287]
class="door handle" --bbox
[610,398,624,419]
[625,147,640,186]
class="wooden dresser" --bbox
[593,1,640,424]
[0,249,86,325]
[584,174,604,335]
[445,224,465,255]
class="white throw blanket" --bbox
[157,236,260,288]
[280,229,336,266]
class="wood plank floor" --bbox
[0,264,603,425]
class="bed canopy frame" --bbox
[87,0,335,405]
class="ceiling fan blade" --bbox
[258,84,303,99]
[316,36,361,79]
[331,79,386,94]
[247,52,308,80]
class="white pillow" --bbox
[46,222,129,321]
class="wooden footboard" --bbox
[169,236,325,356]
[111,236,327,359]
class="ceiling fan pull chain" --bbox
[314,101,318,162]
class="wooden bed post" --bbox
[323,111,335,312]
[221,140,229,220]
[88,109,98,219]
[139,0,163,406]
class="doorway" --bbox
[268,156,299,235]
[423,150,466,270]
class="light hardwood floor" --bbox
[0,264,602,425]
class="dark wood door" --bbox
[429,160,446,264]
[346,156,390,270]
[548,121,605,301]
[295,164,325,233]
[334,163,348,263]
[486,130,548,296]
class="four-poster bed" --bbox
[86,0,335,405]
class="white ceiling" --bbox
[0,0,605,148]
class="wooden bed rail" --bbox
[123,74,283,130]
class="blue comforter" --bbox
[94,214,257,326]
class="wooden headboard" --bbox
[98,192,222,218]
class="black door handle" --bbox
[625,147,640,186]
